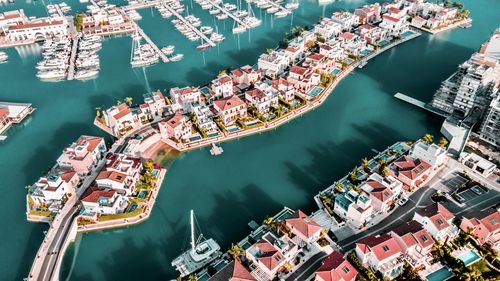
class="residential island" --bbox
[16,0,500,281]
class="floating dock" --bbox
[0,102,35,139]
[134,24,170,63]
[66,37,79,80]
[203,0,249,29]
[160,2,216,47]
[210,143,223,155]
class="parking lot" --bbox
[443,173,469,191]
[456,185,488,202]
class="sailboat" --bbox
[171,210,222,277]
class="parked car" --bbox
[398,197,408,206]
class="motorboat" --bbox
[169,53,184,61]
[161,45,175,55]
[210,32,225,42]
[232,25,246,34]
[216,13,228,20]
[0,51,8,63]
[37,70,67,80]
[267,7,279,13]
[275,10,289,17]
[234,10,248,18]
[209,8,220,15]
[74,69,99,80]
[285,2,299,9]
[200,26,213,35]
[196,43,211,50]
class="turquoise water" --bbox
[426,266,454,281]
[457,249,482,266]
[0,0,499,280]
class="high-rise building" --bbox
[479,96,500,148]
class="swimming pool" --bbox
[208,132,219,138]
[308,86,324,97]
[426,266,454,281]
[401,30,414,38]
[189,135,202,142]
[330,68,341,75]
[457,249,482,266]
[360,49,371,56]
[379,39,389,47]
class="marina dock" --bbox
[134,24,170,63]
[202,0,250,29]
[122,0,167,11]
[67,37,79,80]
[262,0,290,15]
[160,3,216,47]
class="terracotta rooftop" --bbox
[208,261,256,281]
[286,210,322,239]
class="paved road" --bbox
[285,252,327,281]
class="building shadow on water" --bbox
[14,223,46,280]
[283,121,408,201]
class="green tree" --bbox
[188,274,197,281]
[361,158,369,171]
[228,243,244,262]
[350,166,358,182]
[124,97,133,106]
[422,133,434,144]
[438,137,449,148]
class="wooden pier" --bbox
[134,24,170,63]
[202,0,249,29]
[67,36,79,80]
[394,92,447,117]
[160,3,217,47]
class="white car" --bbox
[398,197,408,206]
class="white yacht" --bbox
[200,26,213,35]
[275,10,289,17]
[0,51,8,63]
[232,25,246,34]
[210,32,225,42]
[37,70,67,80]
[170,53,184,62]
[285,2,299,9]
[216,13,228,20]
[75,69,99,80]
[171,210,222,277]
[234,10,248,18]
[267,7,279,13]
[161,45,175,55]
[209,8,220,15]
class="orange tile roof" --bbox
[97,170,127,183]
[213,95,246,111]
[286,210,322,239]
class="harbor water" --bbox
[0,0,498,280]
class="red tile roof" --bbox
[0,107,9,118]
[246,88,267,100]
[315,251,358,281]
[356,234,402,262]
[393,156,431,180]
[81,187,116,203]
[162,113,184,129]
[339,32,355,40]
[391,221,434,249]
[286,210,322,239]
[416,203,455,231]
[208,261,256,281]
[307,53,325,61]
[290,65,308,76]
[370,186,394,203]
[213,95,246,112]
[253,240,285,271]
[112,104,131,120]
[383,14,400,23]
[59,171,77,183]
[76,135,103,153]
[97,170,127,183]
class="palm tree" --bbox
[281,262,293,273]
[263,216,274,226]
[188,274,197,281]
[350,166,358,182]
[438,137,449,148]
[361,158,369,171]
[124,97,133,106]
[228,243,244,262]
[422,133,434,144]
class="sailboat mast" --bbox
[190,210,196,253]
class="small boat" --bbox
[200,3,211,9]
[210,33,225,42]
[170,53,184,62]
[200,26,213,35]
[267,7,279,13]
[275,10,289,18]
[37,70,67,80]
[75,69,99,80]
[171,210,222,277]
[285,2,299,9]
[161,45,175,55]
[224,3,237,10]
[234,10,248,18]
[216,13,228,20]
[209,8,220,15]
[232,25,246,34]
[210,143,223,155]
[0,51,9,63]
[196,43,211,50]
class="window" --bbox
[382,245,389,252]
[421,235,428,242]
[342,266,350,274]
[437,219,444,225]
[491,219,498,225]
